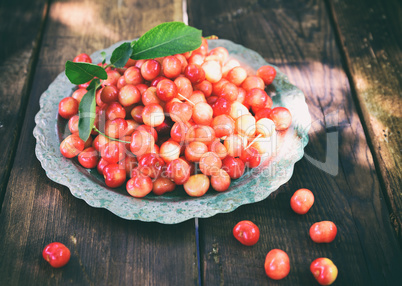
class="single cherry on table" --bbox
[42,242,71,268]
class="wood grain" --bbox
[188,0,402,285]
[0,1,199,285]
[0,0,48,209]
[328,0,402,241]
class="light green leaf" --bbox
[78,87,97,141]
[132,22,202,60]
[110,42,133,68]
[65,61,107,85]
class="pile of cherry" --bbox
[58,39,292,198]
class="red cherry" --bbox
[42,242,71,268]
[233,220,260,246]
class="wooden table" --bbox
[1,0,401,285]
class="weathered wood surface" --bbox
[328,0,402,241]
[0,1,199,285]
[0,0,48,208]
[188,0,402,285]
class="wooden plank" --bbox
[0,0,48,207]
[328,0,402,241]
[188,0,402,285]
[0,1,199,285]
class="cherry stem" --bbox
[178,93,195,106]
[245,134,262,150]
[205,35,219,40]
[93,126,131,144]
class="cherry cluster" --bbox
[58,38,292,198]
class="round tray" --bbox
[34,39,310,224]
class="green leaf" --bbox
[65,61,107,85]
[100,51,107,64]
[78,87,97,141]
[110,42,133,68]
[131,22,202,60]
[86,78,101,91]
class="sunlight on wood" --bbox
[50,2,120,42]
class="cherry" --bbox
[152,177,176,195]
[199,152,222,176]
[162,56,182,79]
[100,85,119,103]
[233,220,260,246]
[118,84,141,106]
[264,249,290,280]
[102,141,125,164]
[290,188,314,214]
[226,66,247,86]
[103,163,126,188]
[194,80,212,97]
[166,158,191,185]
[257,65,276,85]
[137,153,165,178]
[126,170,153,197]
[183,174,210,197]
[140,59,161,81]
[78,147,99,169]
[60,134,85,158]
[68,115,79,134]
[124,66,143,85]
[156,79,178,101]
[184,64,205,84]
[241,75,265,92]
[142,104,165,127]
[310,258,338,285]
[174,76,193,99]
[269,107,292,131]
[42,242,71,268]
[222,156,245,179]
[210,169,231,192]
[73,53,91,63]
[212,97,231,117]
[71,88,87,104]
[240,147,261,168]
[309,221,337,243]
[58,97,78,119]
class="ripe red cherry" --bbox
[264,249,290,280]
[184,63,205,84]
[60,134,85,158]
[58,97,78,119]
[290,188,314,214]
[141,59,161,81]
[269,107,292,131]
[222,156,245,179]
[240,147,261,168]
[309,221,337,243]
[102,141,125,164]
[78,147,99,169]
[233,220,260,246]
[152,177,176,196]
[42,242,71,268]
[257,65,276,85]
[73,53,92,63]
[310,258,338,285]
[156,79,178,101]
[103,163,126,188]
[126,170,153,197]
[166,158,191,185]
[137,153,165,178]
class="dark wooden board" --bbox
[0,0,48,209]
[328,0,402,242]
[188,0,402,285]
[0,0,198,285]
